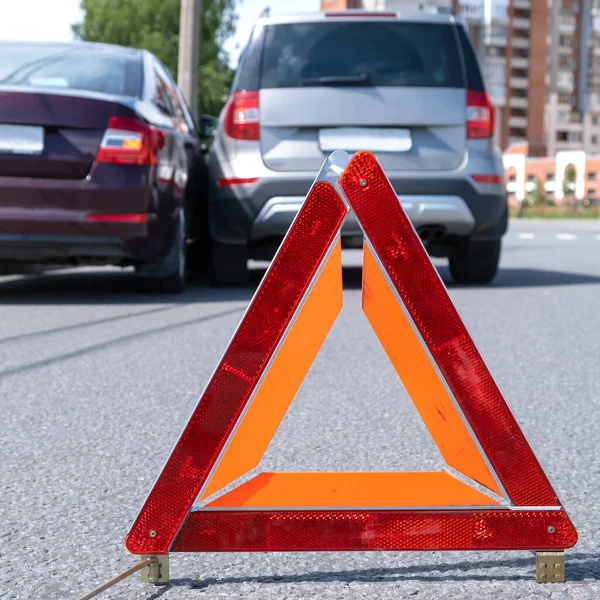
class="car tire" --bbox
[449,239,501,285]
[139,210,187,294]
[209,241,249,286]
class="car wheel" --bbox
[449,239,501,285]
[139,209,187,294]
[209,240,249,286]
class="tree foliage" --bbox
[563,163,576,196]
[532,176,547,206]
[72,0,238,117]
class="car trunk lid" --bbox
[0,88,139,179]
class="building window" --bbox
[590,188,597,198]
[486,64,506,80]
[589,172,597,181]
[546,173,555,181]
[592,135,598,145]
[487,46,505,57]
[509,174,516,182]
[490,84,505,98]
[559,56,572,68]
[559,35,573,46]
[593,116,599,125]
[490,24,508,38]
[527,174,536,182]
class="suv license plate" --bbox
[0,124,44,155]
[319,127,412,153]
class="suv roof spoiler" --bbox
[417,5,456,15]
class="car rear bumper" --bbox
[0,214,157,266]
[0,164,175,265]
[0,232,133,263]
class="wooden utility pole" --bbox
[178,0,202,121]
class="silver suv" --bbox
[207,10,507,285]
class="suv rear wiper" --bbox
[301,73,371,86]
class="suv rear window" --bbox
[260,21,464,89]
[456,26,485,91]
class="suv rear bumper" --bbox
[252,194,477,240]
[209,167,508,247]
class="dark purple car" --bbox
[0,41,211,293]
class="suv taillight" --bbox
[467,90,495,139]
[97,117,166,165]
[223,91,260,140]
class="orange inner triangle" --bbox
[198,240,505,510]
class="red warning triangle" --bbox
[126,151,577,556]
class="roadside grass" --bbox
[510,205,600,219]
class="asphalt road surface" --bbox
[3,218,600,600]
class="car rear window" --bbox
[0,44,140,97]
[260,21,464,89]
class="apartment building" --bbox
[321,0,600,158]
[544,0,600,156]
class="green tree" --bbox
[563,164,576,197]
[72,0,238,117]
[532,176,547,206]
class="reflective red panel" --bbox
[126,182,348,554]
[173,509,577,552]
[339,152,558,508]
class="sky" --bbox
[0,0,321,68]
[224,0,320,65]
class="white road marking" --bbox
[557,233,577,241]
[518,233,536,240]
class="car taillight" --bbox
[96,116,166,165]
[223,91,260,140]
[467,91,495,139]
